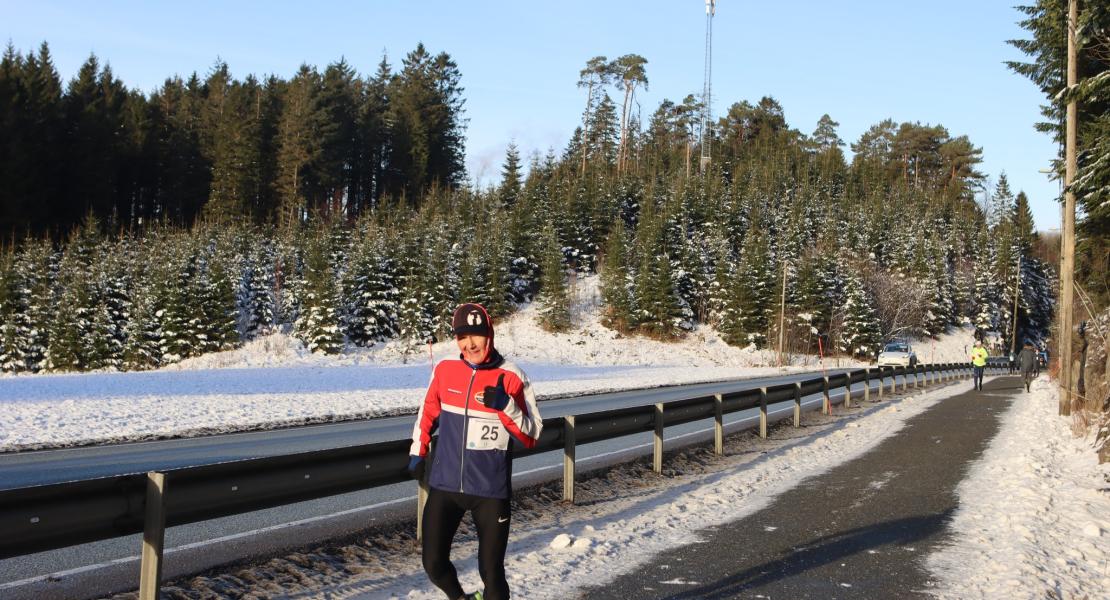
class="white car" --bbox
[877,341,918,367]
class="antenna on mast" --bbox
[699,0,715,173]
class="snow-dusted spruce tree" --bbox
[839,267,883,359]
[505,166,547,304]
[719,226,773,348]
[970,236,1001,337]
[788,254,833,353]
[482,225,516,319]
[92,238,131,370]
[240,237,277,340]
[199,230,241,353]
[0,251,19,371]
[274,232,305,332]
[13,238,54,373]
[120,241,163,371]
[394,224,438,357]
[536,223,571,332]
[632,205,689,339]
[46,222,101,371]
[153,232,200,364]
[599,218,634,332]
[294,233,344,354]
[342,225,399,345]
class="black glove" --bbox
[482,374,510,411]
[407,455,425,481]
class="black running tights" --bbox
[422,488,511,600]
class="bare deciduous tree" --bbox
[861,266,930,341]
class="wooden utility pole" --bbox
[777,261,788,367]
[1010,254,1022,357]
[1060,0,1078,416]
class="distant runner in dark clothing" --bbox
[1018,341,1037,392]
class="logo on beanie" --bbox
[468,311,483,326]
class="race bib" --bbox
[466,417,510,451]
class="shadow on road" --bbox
[633,510,954,600]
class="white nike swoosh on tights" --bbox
[498,517,509,523]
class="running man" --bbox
[970,339,988,391]
[408,303,543,600]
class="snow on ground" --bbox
[0,275,979,452]
[149,377,968,599]
[926,377,1110,598]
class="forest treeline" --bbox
[0,41,1057,373]
[0,41,465,237]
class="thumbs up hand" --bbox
[482,374,510,411]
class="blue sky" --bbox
[4,1,1062,230]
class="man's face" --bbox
[456,333,489,363]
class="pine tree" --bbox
[0,250,19,371]
[839,268,883,359]
[537,224,572,332]
[12,238,54,372]
[121,243,163,370]
[600,219,634,331]
[719,228,773,347]
[275,65,322,228]
[343,228,400,345]
[630,205,689,339]
[294,234,344,354]
[499,142,523,207]
[240,237,277,340]
[47,225,100,371]
[200,231,241,352]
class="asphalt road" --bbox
[580,375,1016,599]
[0,367,924,599]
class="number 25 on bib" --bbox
[466,417,510,451]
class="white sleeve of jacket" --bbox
[498,361,543,448]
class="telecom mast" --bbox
[699,0,715,172]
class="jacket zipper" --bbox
[458,368,477,493]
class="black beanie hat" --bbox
[451,303,492,337]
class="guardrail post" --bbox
[759,387,768,438]
[793,382,802,427]
[822,377,831,415]
[562,416,576,503]
[139,471,167,600]
[912,367,919,389]
[864,368,871,403]
[713,394,724,454]
[654,403,664,474]
[901,368,908,393]
[889,368,897,395]
[844,375,853,409]
[878,368,885,400]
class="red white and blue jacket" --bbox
[409,348,543,499]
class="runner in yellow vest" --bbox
[969,339,988,391]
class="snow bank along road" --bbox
[0,368,924,599]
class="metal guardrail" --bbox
[0,361,1007,598]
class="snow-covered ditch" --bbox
[926,377,1110,597]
